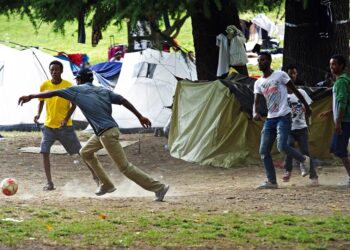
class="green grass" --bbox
[0,14,194,65]
[0,205,349,249]
[0,13,285,76]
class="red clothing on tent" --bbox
[67,54,83,66]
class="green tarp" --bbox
[169,79,333,168]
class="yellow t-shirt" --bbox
[39,79,73,128]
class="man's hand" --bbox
[253,112,263,121]
[60,118,69,128]
[139,116,152,128]
[335,120,342,135]
[34,115,40,124]
[18,96,32,106]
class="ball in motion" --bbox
[1,178,18,196]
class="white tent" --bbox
[0,45,85,129]
[112,49,197,130]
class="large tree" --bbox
[283,0,349,85]
[0,0,282,80]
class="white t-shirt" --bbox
[287,89,312,130]
[254,71,291,118]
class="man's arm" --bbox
[286,81,312,116]
[61,103,77,127]
[253,93,263,121]
[34,101,44,124]
[334,80,348,134]
[121,99,151,128]
[335,107,345,134]
[18,90,62,106]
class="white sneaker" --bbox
[302,155,311,175]
[299,164,308,177]
[337,178,350,187]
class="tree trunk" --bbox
[191,0,242,80]
[283,0,349,86]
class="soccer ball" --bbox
[1,178,18,196]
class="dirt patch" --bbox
[0,131,350,215]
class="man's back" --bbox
[333,74,350,122]
[57,83,125,135]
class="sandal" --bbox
[43,182,55,191]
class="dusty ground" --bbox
[0,131,350,215]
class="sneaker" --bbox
[300,164,308,177]
[302,155,311,175]
[95,185,116,196]
[337,178,350,187]
[43,182,55,191]
[282,171,291,182]
[155,184,169,202]
[256,181,278,189]
[310,178,319,186]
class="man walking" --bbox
[253,52,312,189]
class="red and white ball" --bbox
[1,178,18,196]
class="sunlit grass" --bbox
[0,14,194,65]
[0,204,349,249]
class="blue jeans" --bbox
[259,114,305,184]
[284,128,318,179]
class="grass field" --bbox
[0,14,194,65]
[0,14,282,75]
[1,204,350,249]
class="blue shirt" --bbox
[56,83,125,135]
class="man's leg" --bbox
[100,128,165,192]
[295,128,318,180]
[40,126,55,191]
[282,133,295,182]
[59,126,99,186]
[42,153,54,190]
[341,157,350,177]
[276,115,306,164]
[79,134,115,190]
[331,123,350,184]
[259,119,277,185]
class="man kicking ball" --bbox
[19,68,169,201]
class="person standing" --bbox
[282,86,318,185]
[285,64,307,86]
[320,55,350,186]
[35,61,99,191]
[253,52,312,189]
[19,68,169,201]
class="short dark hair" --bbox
[49,60,64,71]
[331,54,347,69]
[286,64,297,71]
[259,51,272,61]
[75,68,93,83]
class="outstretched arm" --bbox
[18,90,62,106]
[121,99,152,128]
